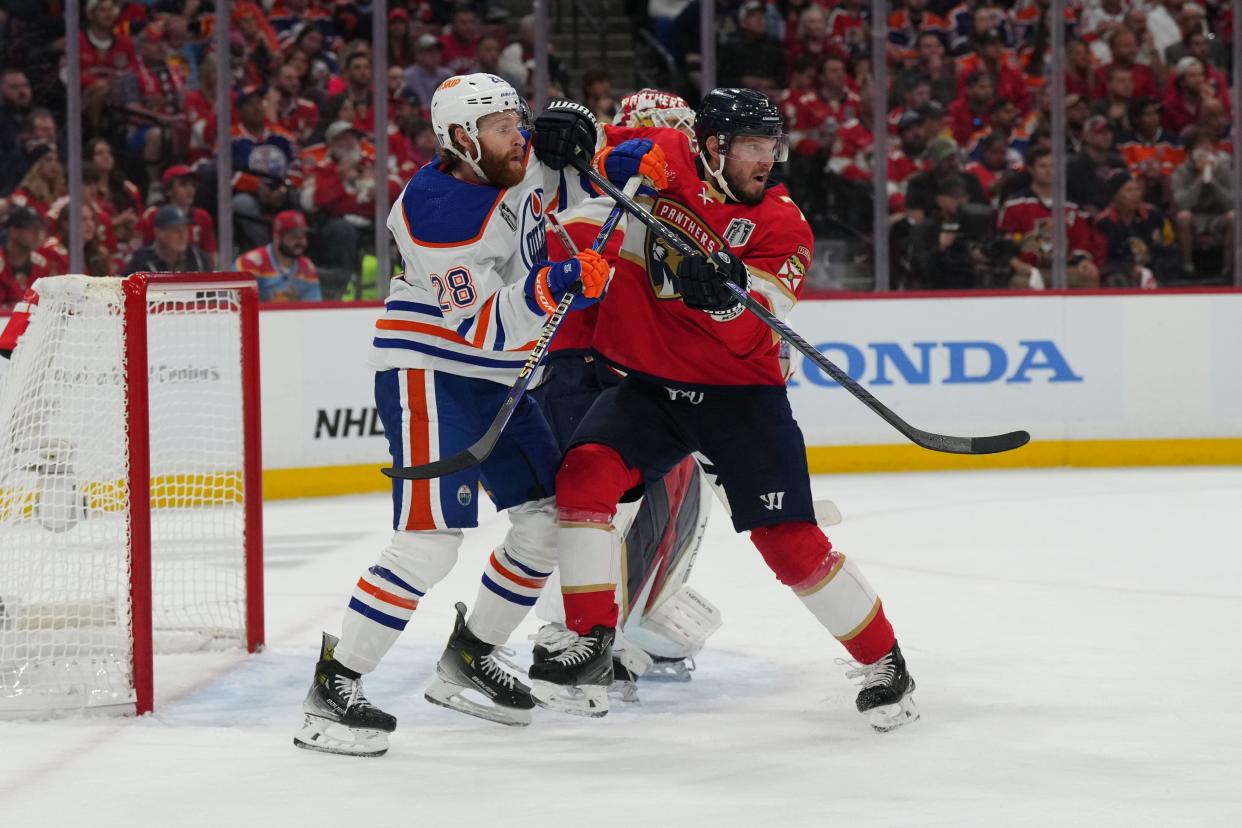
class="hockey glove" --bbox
[677,250,749,320]
[593,139,668,194]
[532,101,599,171]
[526,249,611,314]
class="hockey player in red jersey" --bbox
[528,89,919,732]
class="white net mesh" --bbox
[0,275,252,716]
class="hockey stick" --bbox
[572,159,1030,456]
[382,177,642,481]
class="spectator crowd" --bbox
[641,0,1235,288]
[0,0,1235,301]
[0,0,541,305]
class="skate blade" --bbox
[424,675,532,727]
[609,679,640,703]
[644,660,694,683]
[531,679,609,718]
[867,695,920,733]
[293,714,389,757]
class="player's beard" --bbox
[478,148,525,188]
[726,173,766,205]
[278,240,305,259]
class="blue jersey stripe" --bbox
[500,551,551,579]
[348,597,409,630]
[492,305,507,351]
[385,300,443,317]
[369,565,425,597]
[456,317,474,337]
[481,574,538,606]
[372,337,530,370]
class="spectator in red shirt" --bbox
[888,110,932,213]
[387,8,415,68]
[136,165,218,266]
[821,56,861,124]
[781,55,832,158]
[1162,56,1228,135]
[39,197,111,278]
[235,210,322,302]
[439,4,481,76]
[327,51,375,134]
[79,0,140,126]
[998,146,1101,288]
[948,70,994,145]
[826,0,869,60]
[1065,38,1096,101]
[273,63,320,145]
[957,31,1030,113]
[0,207,48,306]
[1093,28,1159,100]
[118,25,190,193]
[789,5,845,74]
[299,120,400,284]
[4,144,66,221]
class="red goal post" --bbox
[0,272,264,717]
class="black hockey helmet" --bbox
[694,88,788,163]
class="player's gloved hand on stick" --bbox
[593,139,668,194]
[532,101,599,171]
[526,249,610,314]
[678,250,749,319]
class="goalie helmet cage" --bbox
[0,273,263,718]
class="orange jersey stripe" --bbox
[404,370,435,530]
[471,295,496,348]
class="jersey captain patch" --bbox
[723,218,756,247]
[646,198,726,300]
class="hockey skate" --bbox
[424,602,534,727]
[534,623,645,703]
[294,632,396,758]
[842,641,919,733]
[528,625,615,717]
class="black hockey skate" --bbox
[424,602,534,727]
[843,641,919,733]
[528,625,615,718]
[294,632,396,758]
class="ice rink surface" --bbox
[2,467,1240,827]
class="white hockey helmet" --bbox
[613,88,697,148]
[431,72,528,180]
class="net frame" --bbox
[0,275,262,715]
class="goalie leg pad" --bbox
[624,585,722,661]
[335,529,461,674]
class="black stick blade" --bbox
[382,447,487,481]
[969,430,1031,455]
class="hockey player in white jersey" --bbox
[294,75,617,757]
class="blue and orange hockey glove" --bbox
[526,249,611,314]
[593,139,669,195]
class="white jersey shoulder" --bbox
[372,141,596,384]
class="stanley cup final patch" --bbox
[723,218,756,247]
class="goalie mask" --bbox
[614,88,698,150]
[431,72,530,181]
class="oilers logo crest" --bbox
[645,198,725,300]
[519,189,548,271]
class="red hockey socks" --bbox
[555,443,640,634]
[751,522,896,665]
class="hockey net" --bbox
[0,273,263,717]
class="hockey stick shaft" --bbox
[383,177,641,481]
[572,160,1030,455]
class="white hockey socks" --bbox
[335,529,461,674]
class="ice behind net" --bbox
[0,275,249,715]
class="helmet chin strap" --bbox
[699,148,739,202]
[448,133,488,182]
